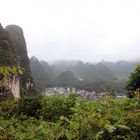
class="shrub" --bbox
[0,95,140,139]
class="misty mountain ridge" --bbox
[33,58,139,80]
[30,57,139,94]
[1,21,139,96]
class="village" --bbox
[45,87,108,100]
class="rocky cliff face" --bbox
[3,72,20,100]
[5,25,34,91]
[0,23,36,100]
[0,24,20,100]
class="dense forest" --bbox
[0,22,140,140]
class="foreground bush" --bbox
[0,95,140,140]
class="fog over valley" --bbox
[0,0,140,62]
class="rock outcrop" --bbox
[0,23,36,100]
[0,24,20,100]
[5,25,34,91]
[3,73,20,100]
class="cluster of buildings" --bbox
[45,87,108,100]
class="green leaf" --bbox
[117,125,131,130]
[95,130,104,140]
[65,130,75,140]
[104,125,116,133]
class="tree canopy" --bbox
[126,65,140,97]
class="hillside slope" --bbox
[6,25,34,95]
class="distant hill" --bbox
[56,71,78,87]
[30,57,54,90]
[51,60,139,81]
[101,60,139,80]
[40,60,56,79]
[51,60,115,81]
[30,59,128,94]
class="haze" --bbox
[0,0,140,62]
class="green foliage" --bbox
[0,66,25,101]
[126,65,140,97]
[17,96,43,118]
[0,66,24,81]
[56,71,78,87]
[17,94,76,121]
[0,100,18,118]
[30,57,54,90]
[0,24,18,66]
[0,95,140,140]
[40,94,76,121]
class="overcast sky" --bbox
[0,0,140,62]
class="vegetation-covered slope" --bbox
[56,71,78,87]
[0,23,37,100]
[40,60,56,80]
[0,24,18,66]
[30,56,53,90]
[0,24,20,100]
[5,25,33,87]
[102,60,139,80]
[0,95,140,140]
[31,59,127,93]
